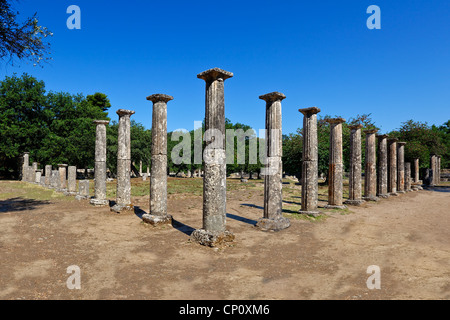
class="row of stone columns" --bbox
[20,157,90,199]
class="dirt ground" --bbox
[0,178,449,300]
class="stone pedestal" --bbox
[376,134,389,198]
[324,118,347,210]
[142,94,173,226]
[397,142,406,194]
[76,180,90,200]
[256,92,290,231]
[190,68,235,246]
[388,138,398,196]
[91,120,110,207]
[345,125,365,206]
[363,129,379,202]
[111,110,135,213]
[298,107,321,216]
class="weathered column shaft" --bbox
[45,165,52,187]
[143,94,173,226]
[364,129,379,201]
[111,110,135,212]
[413,158,420,183]
[345,125,364,205]
[405,162,412,192]
[388,139,398,195]
[66,166,77,195]
[377,135,389,198]
[256,92,290,231]
[91,120,110,206]
[298,107,321,216]
[397,142,406,193]
[191,68,234,246]
[325,118,346,209]
[58,164,68,190]
[21,153,30,182]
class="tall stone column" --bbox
[298,107,321,216]
[142,94,173,226]
[111,109,135,213]
[31,162,38,183]
[58,164,68,191]
[191,68,235,247]
[429,154,437,186]
[45,165,52,187]
[413,158,420,183]
[21,152,30,182]
[344,125,365,206]
[376,134,389,198]
[405,162,412,192]
[90,120,110,206]
[388,138,398,196]
[397,142,407,194]
[437,156,441,185]
[363,129,379,201]
[324,118,346,209]
[255,92,290,231]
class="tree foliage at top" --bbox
[0,0,52,66]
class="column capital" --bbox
[146,94,174,103]
[397,142,407,146]
[197,68,234,82]
[116,109,135,117]
[58,164,68,168]
[376,134,389,139]
[93,120,110,126]
[326,117,346,125]
[259,92,286,103]
[299,107,321,116]
[348,124,363,130]
[364,128,379,134]
[388,138,399,143]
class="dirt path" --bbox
[0,180,449,300]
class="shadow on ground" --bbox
[0,197,51,213]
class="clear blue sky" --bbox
[2,0,449,135]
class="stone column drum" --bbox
[376,134,390,198]
[256,92,290,231]
[90,120,110,206]
[363,129,379,201]
[21,152,30,182]
[45,165,52,187]
[397,142,406,194]
[191,68,235,247]
[76,180,90,200]
[111,110,135,212]
[345,124,365,206]
[405,162,412,192]
[298,107,321,216]
[65,166,77,196]
[325,118,347,209]
[413,158,420,183]
[58,164,68,191]
[388,138,398,196]
[142,94,174,226]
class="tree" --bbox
[0,0,52,66]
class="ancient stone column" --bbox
[142,94,174,226]
[388,138,398,196]
[298,107,321,216]
[90,120,110,206]
[325,118,347,209]
[405,162,412,192]
[376,134,389,198]
[58,164,68,191]
[45,165,52,187]
[363,129,379,201]
[344,124,365,206]
[429,154,437,186]
[437,155,441,185]
[31,162,38,183]
[397,142,406,194]
[256,92,290,231]
[35,170,42,184]
[76,180,90,200]
[191,68,235,247]
[65,166,77,196]
[111,110,135,212]
[21,152,30,182]
[50,170,59,189]
[413,158,420,183]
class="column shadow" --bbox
[172,219,196,236]
[0,197,51,213]
[226,213,257,226]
